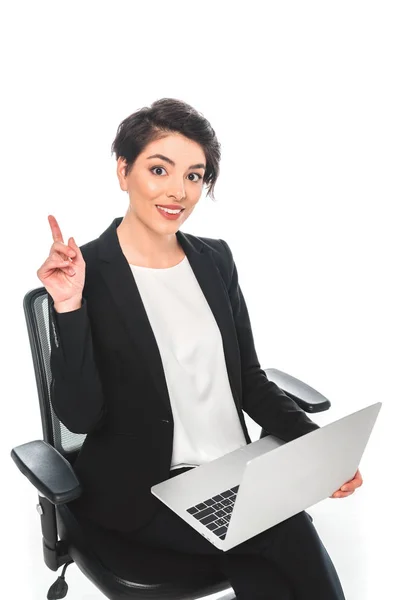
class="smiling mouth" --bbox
[156,205,185,214]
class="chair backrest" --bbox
[24,288,86,458]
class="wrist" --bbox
[54,297,82,313]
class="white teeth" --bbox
[156,206,182,214]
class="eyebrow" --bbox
[146,153,206,170]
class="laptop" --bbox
[151,402,382,551]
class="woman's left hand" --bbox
[330,469,363,498]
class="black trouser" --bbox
[120,467,346,600]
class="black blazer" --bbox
[49,217,319,533]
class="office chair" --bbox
[11,287,331,599]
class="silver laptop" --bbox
[151,402,381,551]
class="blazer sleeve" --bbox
[48,296,106,434]
[219,239,320,443]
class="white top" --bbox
[129,255,247,470]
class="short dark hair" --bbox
[111,98,221,201]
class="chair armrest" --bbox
[11,440,82,505]
[264,368,331,413]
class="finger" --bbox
[341,481,356,491]
[341,470,363,492]
[41,254,73,272]
[48,215,64,244]
[51,241,76,260]
[47,262,75,277]
[38,258,75,278]
[331,491,354,499]
[341,483,359,492]
[68,237,83,260]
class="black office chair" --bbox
[11,287,331,599]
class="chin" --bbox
[148,220,181,234]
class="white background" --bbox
[1,1,399,598]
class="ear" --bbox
[116,157,129,192]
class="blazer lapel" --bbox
[97,218,242,417]
[181,240,243,415]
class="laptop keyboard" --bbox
[186,485,240,541]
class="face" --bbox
[116,133,206,233]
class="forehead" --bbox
[142,133,206,163]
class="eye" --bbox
[150,166,167,176]
[188,172,203,182]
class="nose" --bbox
[167,176,186,201]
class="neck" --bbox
[116,209,181,267]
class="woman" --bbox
[37,98,361,599]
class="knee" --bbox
[287,510,315,529]
[274,510,320,547]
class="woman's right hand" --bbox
[37,215,86,312]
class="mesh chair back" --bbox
[24,288,86,456]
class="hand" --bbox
[330,469,363,499]
[37,215,86,310]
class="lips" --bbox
[156,205,184,220]
[156,204,184,210]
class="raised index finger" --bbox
[48,215,64,243]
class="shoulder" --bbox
[182,231,235,286]
[183,231,233,261]
[79,238,99,264]
[76,239,100,283]
[73,236,104,297]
